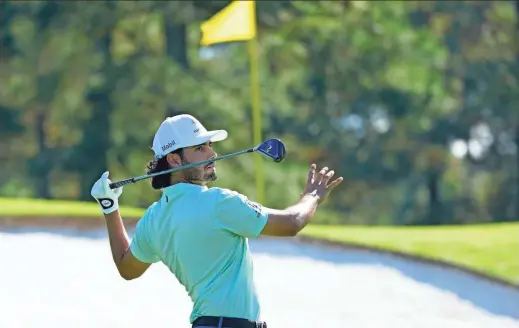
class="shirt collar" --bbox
[161,183,208,197]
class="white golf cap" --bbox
[152,114,228,159]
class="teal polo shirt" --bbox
[129,183,269,323]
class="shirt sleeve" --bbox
[213,188,269,238]
[130,204,161,264]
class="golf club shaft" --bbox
[109,148,254,189]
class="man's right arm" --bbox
[260,193,320,237]
[213,164,341,238]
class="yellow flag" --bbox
[200,0,256,46]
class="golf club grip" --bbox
[109,178,134,189]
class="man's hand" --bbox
[91,171,123,214]
[261,163,343,237]
[301,164,343,204]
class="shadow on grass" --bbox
[2,227,518,321]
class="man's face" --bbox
[177,141,218,184]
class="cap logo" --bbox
[193,128,199,134]
[161,140,176,152]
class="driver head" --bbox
[255,138,286,163]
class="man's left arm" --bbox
[103,209,152,280]
[91,171,154,280]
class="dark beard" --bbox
[181,159,217,182]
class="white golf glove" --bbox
[90,171,123,214]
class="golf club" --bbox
[108,138,287,189]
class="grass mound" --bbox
[301,223,519,285]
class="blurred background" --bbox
[0,0,517,227]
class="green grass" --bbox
[1,197,517,285]
[0,197,145,218]
[301,223,519,285]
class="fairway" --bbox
[1,197,517,285]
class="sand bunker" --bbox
[1,229,518,328]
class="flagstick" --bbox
[247,36,265,205]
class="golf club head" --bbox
[255,138,286,163]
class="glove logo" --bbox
[98,198,114,210]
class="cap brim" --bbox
[198,130,228,143]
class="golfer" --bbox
[91,114,343,328]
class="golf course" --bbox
[2,1,518,327]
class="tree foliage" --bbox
[0,1,517,225]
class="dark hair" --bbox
[146,148,184,190]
